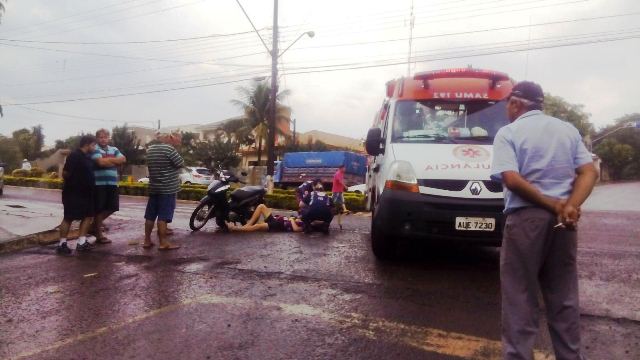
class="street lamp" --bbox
[590,119,640,152]
[267,30,314,174]
[278,31,315,58]
[235,0,313,175]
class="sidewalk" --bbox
[0,197,62,240]
[0,195,63,252]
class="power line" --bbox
[282,32,640,76]
[4,76,264,106]
[0,30,257,45]
[7,51,268,88]
[277,26,640,69]
[4,30,637,107]
[290,11,640,52]
[0,0,150,35]
[15,68,270,102]
[13,0,205,40]
[17,105,125,123]
[0,41,268,68]
[0,0,586,78]
[2,0,164,39]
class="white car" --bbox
[347,183,367,194]
[0,162,5,196]
[180,167,214,185]
[137,167,214,185]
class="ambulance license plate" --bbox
[455,217,495,231]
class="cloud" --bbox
[0,0,638,145]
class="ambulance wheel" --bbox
[370,208,396,261]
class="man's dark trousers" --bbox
[501,207,582,360]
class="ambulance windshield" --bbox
[391,100,510,144]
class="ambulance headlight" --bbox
[384,161,419,193]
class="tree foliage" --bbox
[0,1,6,23]
[594,139,634,180]
[178,131,241,169]
[11,125,45,160]
[54,134,84,151]
[197,135,241,170]
[543,93,594,137]
[593,113,640,180]
[282,139,332,153]
[231,80,290,163]
[0,135,21,170]
[111,125,144,165]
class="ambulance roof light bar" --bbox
[414,68,510,89]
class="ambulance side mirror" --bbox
[365,128,384,156]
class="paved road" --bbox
[0,184,638,359]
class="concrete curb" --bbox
[0,228,81,254]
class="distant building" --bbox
[127,126,158,147]
[296,130,364,153]
[126,108,365,169]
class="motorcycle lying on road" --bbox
[189,170,266,231]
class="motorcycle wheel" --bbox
[189,203,213,231]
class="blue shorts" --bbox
[144,194,177,223]
[332,192,344,206]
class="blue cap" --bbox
[510,81,544,103]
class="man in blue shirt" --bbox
[92,129,127,244]
[491,81,598,360]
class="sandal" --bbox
[96,237,112,244]
[158,244,180,251]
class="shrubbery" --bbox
[29,167,45,178]
[10,167,46,178]
[11,169,29,177]
[2,176,367,211]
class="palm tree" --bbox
[0,1,6,23]
[221,117,253,153]
[231,80,290,165]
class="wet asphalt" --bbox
[0,184,638,360]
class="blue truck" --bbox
[275,151,367,188]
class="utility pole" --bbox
[292,118,296,147]
[407,0,415,77]
[234,0,312,174]
[266,0,279,175]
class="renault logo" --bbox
[469,181,482,195]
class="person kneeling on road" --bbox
[301,183,334,234]
[296,178,321,210]
[226,204,305,233]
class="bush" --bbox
[2,176,368,211]
[29,167,45,178]
[47,172,59,179]
[265,194,299,211]
[11,169,29,177]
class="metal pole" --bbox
[407,0,414,76]
[292,118,296,146]
[267,0,278,176]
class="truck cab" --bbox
[365,68,513,259]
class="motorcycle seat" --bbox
[231,186,265,201]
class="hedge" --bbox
[3,176,367,212]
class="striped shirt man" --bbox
[146,143,184,194]
[92,145,124,186]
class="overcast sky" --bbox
[0,0,638,146]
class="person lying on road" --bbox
[226,204,304,233]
